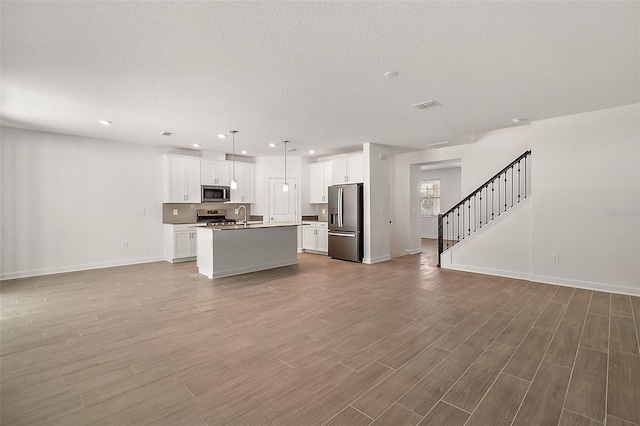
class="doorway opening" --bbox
[417,159,461,263]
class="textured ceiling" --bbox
[1,1,638,157]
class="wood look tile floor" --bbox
[1,240,639,426]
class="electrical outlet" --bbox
[122,241,129,249]
[173,209,178,216]
[235,208,239,215]
[551,254,560,264]
[136,209,146,217]
[322,208,326,214]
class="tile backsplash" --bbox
[162,203,252,224]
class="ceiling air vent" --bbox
[160,131,173,136]
[412,100,441,110]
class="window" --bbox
[421,180,440,216]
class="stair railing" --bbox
[437,150,532,267]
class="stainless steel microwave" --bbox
[201,185,230,202]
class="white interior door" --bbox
[269,178,297,223]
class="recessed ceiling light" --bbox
[98,120,112,125]
[512,118,529,124]
[269,143,277,148]
[384,71,398,78]
[426,141,449,147]
[192,144,200,148]
[217,134,226,139]
[241,150,247,155]
[412,100,441,110]
[309,150,315,154]
[161,131,173,136]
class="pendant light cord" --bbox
[230,130,237,182]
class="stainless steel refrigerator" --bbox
[328,183,363,262]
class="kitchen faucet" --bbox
[235,205,247,224]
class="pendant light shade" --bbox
[282,140,289,192]
[230,130,238,189]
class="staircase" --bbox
[437,150,532,266]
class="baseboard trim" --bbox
[0,256,165,281]
[208,259,299,279]
[421,234,437,239]
[364,255,392,264]
[439,264,640,296]
[530,274,640,297]
[446,263,532,281]
[405,248,422,255]
[302,249,328,256]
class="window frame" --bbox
[420,179,441,217]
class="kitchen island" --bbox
[196,223,300,279]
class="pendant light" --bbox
[282,140,289,192]
[230,130,238,189]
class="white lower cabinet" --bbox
[301,222,328,254]
[164,224,199,263]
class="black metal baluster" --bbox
[504,172,507,212]
[517,160,521,203]
[468,199,471,236]
[498,175,500,216]
[446,216,449,249]
[457,207,460,243]
[486,186,488,226]
[492,181,495,220]
[479,188,483,228]
[524,154,527,198]
[474,194,477,232]
[462,202,465,239]
[511,166,514,207]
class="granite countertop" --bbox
[195,222,306,231]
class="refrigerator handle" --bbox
[338,187,343,228]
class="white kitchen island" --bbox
[196,223,300,279]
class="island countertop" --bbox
[196,224,299,279]
[195,222,305,231]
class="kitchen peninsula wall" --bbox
[162,202,254,224]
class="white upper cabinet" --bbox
[332,152,364,185]
[163,154,202,203]
[309,161,333,203]
[201,160,230,186]
[229,162,256,203]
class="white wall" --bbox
[420,167,461,238]
[530,104,640,295]
[417,104,639,296]
[441,198,532,280]
[253,155,308,251]
[363,143,391,264]
[253,156,307,220]
[1,127,165,279]
[391,125,532,256]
